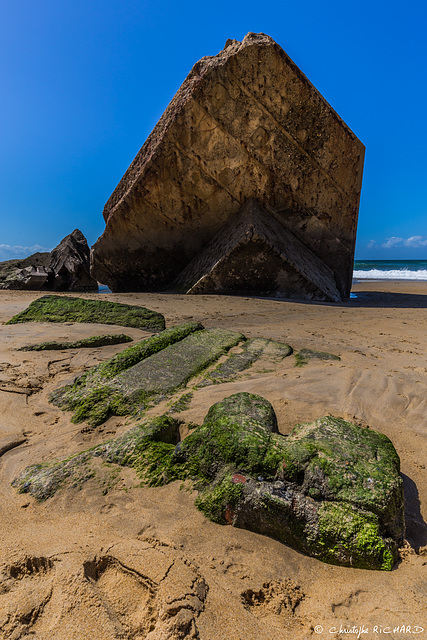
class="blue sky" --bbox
[1,0,426,261]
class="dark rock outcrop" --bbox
[0,230,97,291]
[0,253,50,290]
[91,32,364,298]
[47,229,97,291]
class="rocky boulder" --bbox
[0,230,97,291]
[176,393,404,570]
[0,253,50,290]
[47,229,97,291]
[15,392,404,570]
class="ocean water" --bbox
[353,260,427,280]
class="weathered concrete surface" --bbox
[112,327,244,400]
[197,336,293,387]
[175,199,342,300]
[91,32,364,297]
[50,324,243,426]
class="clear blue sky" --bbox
[1,0,426,261]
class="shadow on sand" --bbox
[402,473,427,552]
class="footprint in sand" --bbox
[83,556,157,637]
[0,556,55,638]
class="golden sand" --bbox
[0,281,426,639]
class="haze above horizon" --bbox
[1,0,426,262]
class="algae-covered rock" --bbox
[19,334,133,351]
[198,337,292,386]
[180,396,403,570]
[50,323,243,426]
[295,348,340,366]
[14,392,404,570]
[13,415,183,499]
[182,398,403,570]
[6,295,165,331]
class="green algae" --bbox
[7,295,165,331]
[198,338,293,387]
[169,392,194,413]
[13,392,404,571]
[94,322,203,380]
[18,334,133,351]
[50,325,244,427]
[13,415,185,499]
[178,393,285,483]
[294,348,340,367]
[195,472,244,524]
[112,328,244,398]
[282,417,403,538]
[49,322,204,426]
[317,502,395,571]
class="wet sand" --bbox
[0,281,426,639]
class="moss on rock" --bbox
[50,324,243,427]
[7,295,165,331]
[317,502,395,571]
[198,338,293,386]
[178,393,285,483]
[295,348,340,367]
[49,322,204,426]
[19,334,133,351]
[14,392,404,571]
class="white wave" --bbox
[353,269,427,280]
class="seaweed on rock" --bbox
[294,348,340,367]
[18,334,133,351]
[7,295,165,331]
[14,392,404,571]
[50,323,244,426]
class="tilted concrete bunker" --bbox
[91,33,364,300]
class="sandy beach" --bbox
[0,280,426,639]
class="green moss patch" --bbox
[317,502,396,571]
[50,324,243,427]
[169,392,194,413]
[295,348,340,367]
[14,392,404,571]
[18,334,133,351]
[282,417,403,537]
[198,338,293,387]
[7,295,165,331]
[13,415,185,499]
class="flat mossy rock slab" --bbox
[18,334,133,351]
[295,348,340,366]
[198,337,292,387]
[113,328,244,399]
[14,393,404,570]
[13,415,183,500]
[50,323,243,426]
[6,295,165,331]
